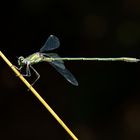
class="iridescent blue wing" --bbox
[42,53,65,69]
[49,61,78,86]
[40,35,60,52]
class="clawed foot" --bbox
[14,65,21,70]
[14,66,22,76]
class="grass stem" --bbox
[0,51,78,140]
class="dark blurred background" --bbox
[0,0,140,140]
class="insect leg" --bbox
[27,64,31,77]
[14,65,22,70]
[21,64,31,77]
[30,65,40,86]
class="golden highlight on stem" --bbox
[0,51,78,140]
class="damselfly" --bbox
[16,35,78,86]
[16,35,140,87]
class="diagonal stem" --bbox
[0,51,78,140]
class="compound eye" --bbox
[20,56,23,60]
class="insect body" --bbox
[17,35,78,86]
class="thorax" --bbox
[24,52,43,65]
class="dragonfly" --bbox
[16,35,78,86]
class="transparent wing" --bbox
[49,62,78,86]
[42,53,65,69]
[40,35,60,52]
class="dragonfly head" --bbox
[18,56,25,66]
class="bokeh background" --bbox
[0,0,140,140]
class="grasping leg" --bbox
[30,65,40,86]
[21,64,31,77]
[15,64,31,77]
